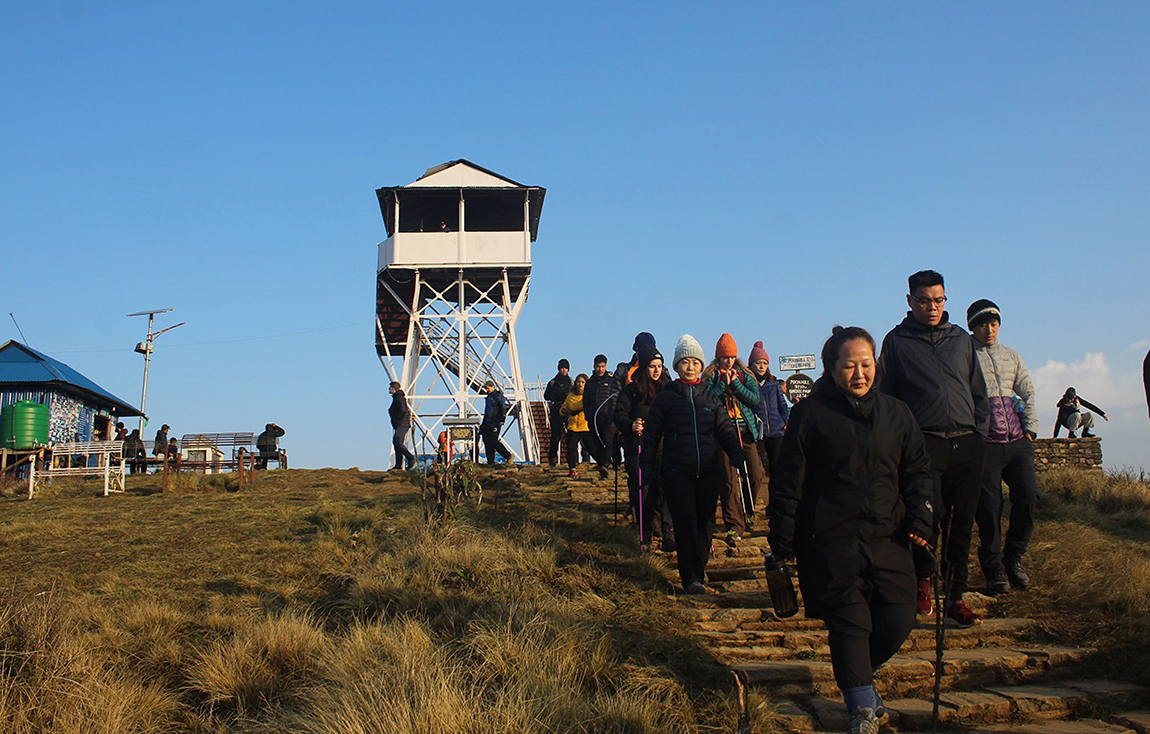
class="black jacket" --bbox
[583,371,620,438]
[876,313,989,437]
[153,429,169,456]
[613,373,671,456]
[640,380,745,478]
[544,372,573,414]
[768,377,933,616]
[388,390,411,428]
[257,425,285,452]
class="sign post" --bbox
[779,354,817,404]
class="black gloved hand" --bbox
[767,535,794,562]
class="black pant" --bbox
[392,425,416,469]
[662,464,722,588]
[547,408,566,466]
[759,436,783,479]
[624,451,673,544]
[976,438,1040,576]
[822,601,917,691]
[566,430,595,470]
[913,433,986,601]
[481,423,512,465]
[587,425,613,476]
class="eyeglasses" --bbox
[910,295,947,307]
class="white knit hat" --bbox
[673,334,705,369]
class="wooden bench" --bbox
[175,432,257,489]
[34,441,126,498]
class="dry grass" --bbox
[994,467,1150,688]
[0,466,753,733]
[1042,465,1150,511]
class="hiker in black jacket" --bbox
[641,335,745,594]
[388,382,416,470]
[256,423,286,469]
[614,346,673,550]
[543,359,573,467]
[876,270,989,629]
[480,380,513,466]
[770,326,933,733]
[583,354,618,479]
[1053,387,1108,438]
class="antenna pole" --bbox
[138,313,155,432]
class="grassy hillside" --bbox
[2,464,1148,732]
[0,467,741,733]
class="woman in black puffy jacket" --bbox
[614,346,673,550]
[768,326,934,733]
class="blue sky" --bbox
[2,2,1147,470]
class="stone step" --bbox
[698,618,1037,659]
[773,681,1144,732]
[732,645,1089,698]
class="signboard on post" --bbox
[785,373,815,403]
[779,354,817,372]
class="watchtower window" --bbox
[397,191,459,233]
[463,191,525,232]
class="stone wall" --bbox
[1032,437,1103,471]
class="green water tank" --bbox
[0,400,49,449]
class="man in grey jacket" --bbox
[877,270,989,628]
[968,299,1038,593]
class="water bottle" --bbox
[764,553,799,618]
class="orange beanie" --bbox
[715,333,738,359]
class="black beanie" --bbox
[966,299,1001,329]
[632,332,656,353]
[558,358,570,370]
[638,346,662,369]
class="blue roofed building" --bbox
[0,340,141,444]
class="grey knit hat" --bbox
[673,334,705,369]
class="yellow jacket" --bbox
[561,392,589,433]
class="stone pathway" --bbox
[554,465,1150,733]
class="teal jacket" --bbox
[704,369,763,442]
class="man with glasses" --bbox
[877,270,989,628]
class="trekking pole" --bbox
[637,443,645,550]
[931,540,952,733]
[613,457,619,527]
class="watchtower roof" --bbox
[375,160,546,241]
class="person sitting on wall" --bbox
[124,429,147,475]
[256,423,286,469]
[153,424,170,463]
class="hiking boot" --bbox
[848,707,880,734]
[916,577,932,615]
[1068,431,1077,438]
[725,528,741,542]
[568,469,579,478]
[986,568,1010,595]
[872,685,886,719]
[944,599,981,628]
[1082,429,1095,438]
[662,537,677,554]
[684,581,709,595]
[1006,560,1031,589]
[598,467,609,480]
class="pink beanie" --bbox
[748,340,769,364]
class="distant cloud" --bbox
[1130,338,1150,352]
[1032,352,1142,410]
